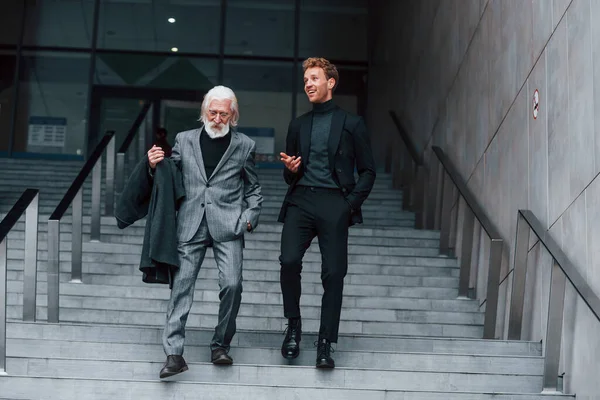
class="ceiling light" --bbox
[168,17,176,23]
[171,47,178,52]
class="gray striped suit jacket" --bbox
[171,128,263,243]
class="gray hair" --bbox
[199,85,239,127]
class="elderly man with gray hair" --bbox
[147,85,263,379]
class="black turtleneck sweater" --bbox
[200,127,231,179]
[297,99,338,188]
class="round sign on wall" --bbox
[533,89,539,119]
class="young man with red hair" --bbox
[278,57,376,368]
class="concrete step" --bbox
[6,262,459,289]
[6,248,458,269]
[2,212,415,227]
[0,185,402,205]
[6,283,479,312]
[5,322,542,356]
[0,376,573,400]
[6,264,459,292]
[6,337,541,374]
[9,277,463,299]
[7,258,459,280]
[3,357,541,393]
[7,219,440,239]
[6,250,458,274]
[1,204,417,222]
[1,190,406,212]
[7,305,484,338]
[0,176,397,189]
[6,293,483,325]
[6,238,441,257]
[5,229,441,248]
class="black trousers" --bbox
[279,185,350,343]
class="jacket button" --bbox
[201,203,205,207]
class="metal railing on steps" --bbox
[387,110,503,339]
[0,189,39,374]
[509,210,600,393]
[388,110,600,393]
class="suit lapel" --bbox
[327,107,346,171]
[209,130,240,181]
[299,114,312,162]
[192,128,208,183]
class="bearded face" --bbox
[202,99,233,138]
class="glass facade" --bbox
[98,1,221,54]
[0,0,25,45]
[15,51,91,156]
[224,59,294,159]
[23,0,96,48]
[0,50,17,153]
[225,0,295,58]
[0,0,368,159]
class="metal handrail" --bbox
[429,146,504,339]
[509,209,600,393]
[0,189,39,375]
[47,131,115,323]
[117,101,152,154]
[388,110,425,227]
[388,110,422,166]
[115,102,153,198]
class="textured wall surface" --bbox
[368,0,600,396]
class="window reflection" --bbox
[224,59,293,159]
[225,0,295,57]
[14,51,91,156]
[98,0,220,54]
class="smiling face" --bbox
[303,66,334,104]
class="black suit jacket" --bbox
[277,105,376,226]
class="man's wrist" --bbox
[345,199,354,212]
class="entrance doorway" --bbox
[88,85,206,156]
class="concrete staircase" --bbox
[0,157,574,399]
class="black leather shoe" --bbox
[281,318,302,359]
[315,338,335,369]
[159,355,188,379]
[211,347,233,365]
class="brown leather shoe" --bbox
[159,355,188,379]
[211,347,233,365]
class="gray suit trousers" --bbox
[162,216,243,355]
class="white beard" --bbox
[204,123,230,139]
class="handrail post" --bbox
[22,192,39,321]
[508,211,530,340]
[434,161,444,230]
[483,238,503,339]
[91,157,102,241]
[439,172,453,255]
[458,199,475,298]
[105,132,116,217]
[71,188,83,283]
[413,165,425,228]
[425,158,440,230]
[115,152,125,196]
[542,259,566,393]
[47,219,60,323]
[0,233,7,375]
[401,151,413,210]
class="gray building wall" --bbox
[368,0,600,396]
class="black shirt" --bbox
[297,99,338,188]
[200,127,231,179]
